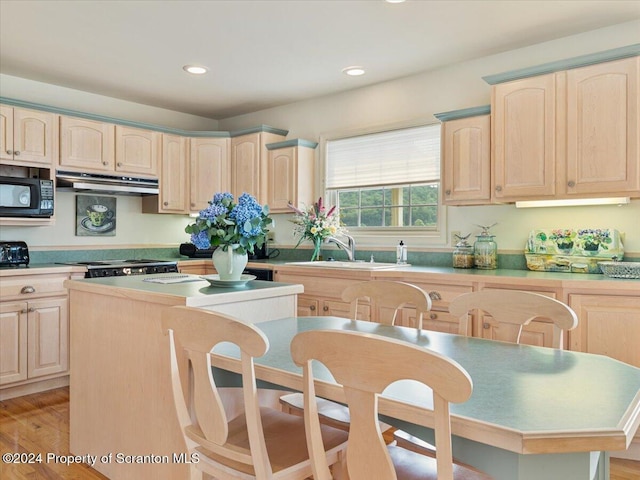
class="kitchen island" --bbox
[63,274,303,480]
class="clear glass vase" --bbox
[310,237,323,261]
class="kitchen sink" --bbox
[285,261,403,270]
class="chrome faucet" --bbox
[325,234,356,261]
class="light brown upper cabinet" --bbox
[60,118,160,178]
[159,134,189,213]
[114,125,160,177]
[266,139,316,213]
[231,128,286,205]
[59,116,115,172]
[436,108,491,205]
[1,106,57,167]
[189,137,231,212]
[490,56,639,202]
[564,57,639,196]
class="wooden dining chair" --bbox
[343,279,433,328]
[448,290,578,348]
[279,280,432,432]
[291,329,492,480]
[161,306,348,480]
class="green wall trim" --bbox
[265,138,318,150]
[229,125,290,137]
[434,105,491,122]
[482,43,640,85]
[0,96,231,138]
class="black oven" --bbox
[0,176,54,218]
[243,267,273,281]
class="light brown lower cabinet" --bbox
[0,297,68,386]
[568,293,640,368]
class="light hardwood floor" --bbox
[1,387,638,479]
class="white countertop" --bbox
[64,274,304,308]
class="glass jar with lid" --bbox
[452,233,474,269]
[474,224,497,270]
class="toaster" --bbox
[0,241,30,267]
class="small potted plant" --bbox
[185,192,272,279]
[549,229,576,253]
[577,228,612,253]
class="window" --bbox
[325,124,441,231]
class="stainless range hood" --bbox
[56,170,159,195]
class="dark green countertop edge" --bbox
[434,105,490,122]
[482,44,640,85]
[19,247,639,281]
[265,138,318,150]
[0,97,289,139]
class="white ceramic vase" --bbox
[212,245,248,281]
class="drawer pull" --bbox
[28,307,35,312]
[14,150,20,156]
[567,180,575,188]
[21,286,36,294]
[102,161,109,166]
[21,309,28,314]
[428,291,441,301]
[483,322,490,329]
[323,306,329,312]
[309,305,316,311]
[430,313,437,320]
[6,150,13,155]
[117,162,123,167]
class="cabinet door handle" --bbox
[428,291,441,301]
[445,189,451,196]
[323,306,329,312]
[483,322,490,329]
[430,313,437,320]
[28,307,35,312]
[21,309,28,314]
[20,286,35,294]
[102,161,109,166]
[14,150,20,156]
[309,305,316,311]
[6,150,13,155]
[163,201,169,206]
[117,162,122,167]
[495,185,502,192]
[567,180,575,188]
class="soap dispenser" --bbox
[474,224,497,270]
[396,240,407,265]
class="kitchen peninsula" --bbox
[63,274,303,480]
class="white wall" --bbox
[219,19,640,253]
[1,20,639,253]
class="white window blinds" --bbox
[326,124,441,190]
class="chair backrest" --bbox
[291,329,472,480]
[341,280,432,328]
[449,290,578,348]
[161,306,274,478]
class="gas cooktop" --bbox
[59,259,178,278]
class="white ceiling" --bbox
[1,0,638,120]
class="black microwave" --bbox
[0,176,54,218]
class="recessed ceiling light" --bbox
[183,65,209,75]
[342,66,365,76]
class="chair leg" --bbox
[330,450,349,480]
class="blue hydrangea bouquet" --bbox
[185,192,272,255]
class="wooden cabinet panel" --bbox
[442,114,491,205]
[267,144,315,213]
[27,297,68,378]
[569,294,640,368]
[492,74,556,200]
[159,134,188,213]
[0,273,68,299]
[0,303,27,385]
[115,125,160,176]
[297,295,320,316]
[59,116,115,171]
[565,57,640,196]
[190,137,230,212]
[1,106,56,166]
[231,131,285,205]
